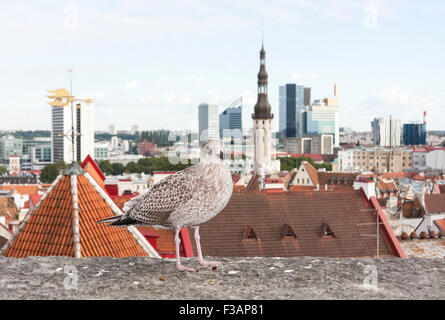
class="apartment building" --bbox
[339,147,413,172]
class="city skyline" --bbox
[1,1,445,132]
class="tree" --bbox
[126,161,141,173]
[111,162,125,175]
[40,161,67,183]
[0,165,7,176]
[279,156,332,172]
[98,160,114,176]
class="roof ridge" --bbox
[70,175,81,258]
[62,162,85,176]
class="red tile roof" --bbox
[424,194,445,214]
[81,155,106,189]
[3,172,149,258]
[302,162,319,186]
[434,219,445,232]
[29,194,42,207]
[190,191,398,258]
[0,185,40,196]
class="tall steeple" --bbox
[252,38,274,175]
[252,41,273,120]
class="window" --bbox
[307,179,310,184]
[243,226,259,241]
[281,224,297,240]
[320,223,335,237]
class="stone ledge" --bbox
[0,256,444,300]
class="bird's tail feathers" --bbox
[96,215,139,227]
[96,216,122,224]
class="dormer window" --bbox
[321,223,335,237]
[243,226,259,241]
[281,224,297,240]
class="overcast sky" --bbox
[1,0,444,132]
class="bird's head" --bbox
[200,139,224,162]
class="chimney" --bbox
[334,83,338,97]
[353,176,376,199]
[423,111,427,125]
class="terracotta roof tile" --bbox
[3,173,149,258]
[303,162,319,186]
[190,191,395,258]
[434,219,445,232]
[424,194,445,214]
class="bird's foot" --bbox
[176,264,196,272]
[198,259,222,267]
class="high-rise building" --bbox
[304,87,311,106]
[252,43,274,174]
[52,101,94,163]
[279,84,306,138]
[219,105,242,138]
[198,103,219,145]
[371,116,401,147]
[0,136,23,164]
[403,123,426,146]
[302,99,339,148]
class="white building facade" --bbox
[52,100,94,163]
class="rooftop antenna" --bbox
[261,24,264,48]
[68,69,76,163]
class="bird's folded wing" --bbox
[124,167,199,225]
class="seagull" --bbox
[97,140,233,272]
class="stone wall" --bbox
[0,256,443,299]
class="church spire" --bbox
[252,40,273,120]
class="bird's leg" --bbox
[175,228,196,272]
[194,226,221,267]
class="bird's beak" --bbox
[219,151,224,160]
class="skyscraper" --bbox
[302,99,339,148]
[52,101,94,163]
[279,84,310,139]
[219,105,242,138]
[252,42,274,174]
[403,123,426,145]
[198,103,219,145]
[371,116,401,147]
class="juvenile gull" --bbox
[97,140,233,272]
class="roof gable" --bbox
[2,166,158,258]
[81,155,106,189]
